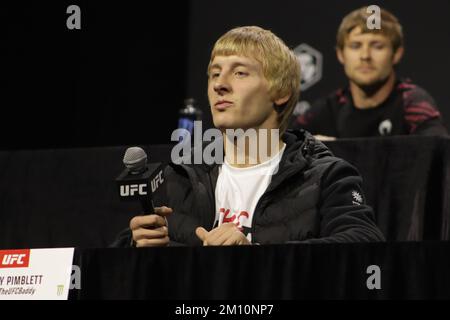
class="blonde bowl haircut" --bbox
[208,26,301,134]
[336,6,404,53]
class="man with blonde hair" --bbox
[295,7,447,138]
[113,26,384,247]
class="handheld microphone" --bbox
[116,147,165,215]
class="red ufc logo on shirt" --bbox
[219,208,249,230]
[0,249,30,268]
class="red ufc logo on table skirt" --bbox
[0,249,30,268]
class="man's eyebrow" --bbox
[230,62,251,69]
[209,63,221,70]
[209,61,252,71]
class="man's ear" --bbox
[274,94,290,106]
[393,46,404,65]
[336,47,345,65]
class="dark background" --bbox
[1,1,189,149]
[1,1,450,149]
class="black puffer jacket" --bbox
[112,130,385,246]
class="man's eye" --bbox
[372,43,385,50]
[235,71,248,77]
[210,72,220,79]
[349,43,361,49]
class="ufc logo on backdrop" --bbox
[120,184,147,196]
[0,249,30,268]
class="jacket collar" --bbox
[173,129,333,190]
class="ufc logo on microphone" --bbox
[0,250,30,268]
[151,171,164,192]
[120,184,147,196]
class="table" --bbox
[71,242,450,299]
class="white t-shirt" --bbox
[214,144,286,242]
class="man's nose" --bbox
[360,45,371,61]
[213,75,231,94]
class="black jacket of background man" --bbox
[294,79,448,137]
[112,130,385,246]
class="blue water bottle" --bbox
[178,98,202,138]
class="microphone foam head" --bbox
[123,147,147,173]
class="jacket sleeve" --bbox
[403,86,448,136]
[301,159,385,243]
[164,165,203,246]
[414,118,448,136]
[109,227,133,248]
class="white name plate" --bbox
[0,248,74,300]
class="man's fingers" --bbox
[206,223,235,245]
[129,207,173,230]
[223,231,242,246]
[129,207,172,247]
[314,134,336,141]
[210,227,242,246]
[130,214,167,230]
[133,226,168,241]
[135,236,170,247]
[196,224,249,246]
[196,227,208,242]
[210,232,231,245]
[153,206,173,217]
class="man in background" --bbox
[293,6,448,139]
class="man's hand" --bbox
[314,134,336,141]
[195,223,251,246]
[129,206,173,247]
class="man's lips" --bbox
[214,101,233,110]
[357,66,376,72]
